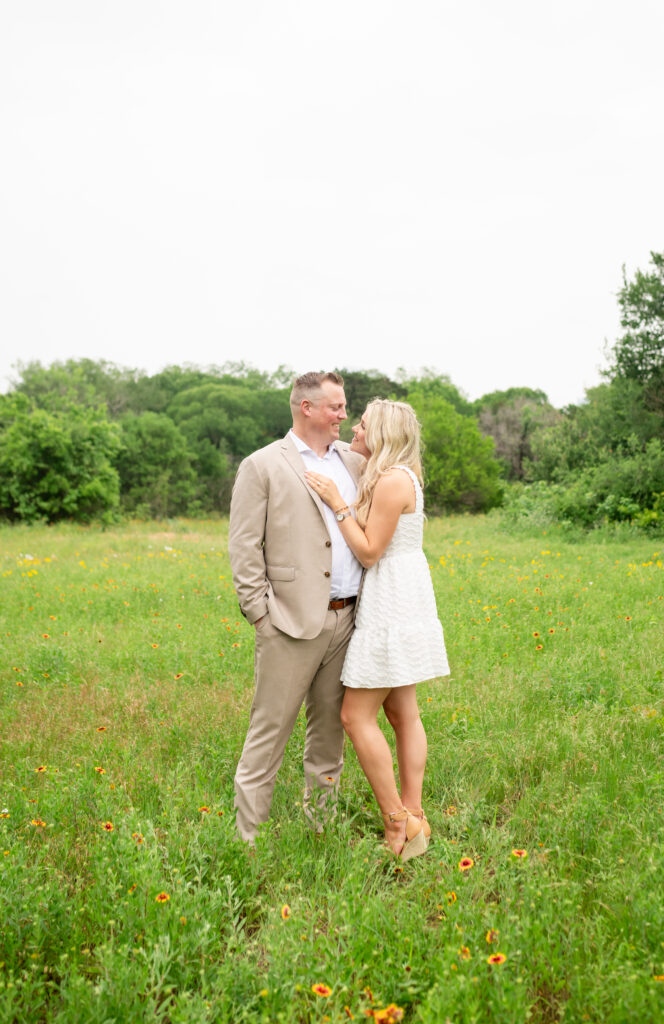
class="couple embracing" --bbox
[228,371,449,860]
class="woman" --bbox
[305,399,449,860]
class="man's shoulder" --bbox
[239,436,292,470]
[334,441,364,465]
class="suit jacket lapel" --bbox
[280,435,329,524]
[335,441,363,484]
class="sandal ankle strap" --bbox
[383,808,408,823]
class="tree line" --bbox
[1,252,662,531]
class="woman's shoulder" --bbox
[373,466,418,504]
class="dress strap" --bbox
[391,465,423,513]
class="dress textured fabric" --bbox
[341,466,449,689]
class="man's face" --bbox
[307,382,347,443]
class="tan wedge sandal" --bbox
[406,807,431,841]
[383,809,430,862]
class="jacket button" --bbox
[324,571,330,577]
[325,540,331,547]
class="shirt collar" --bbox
[289,429,337,459]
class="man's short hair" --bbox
[290,371,344,413]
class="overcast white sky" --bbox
[1,1,663,408]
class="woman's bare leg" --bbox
[382,685,427,812]
[340,686,406,852]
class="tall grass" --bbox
[1,517,663,1023]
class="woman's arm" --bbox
[305,469,413,568]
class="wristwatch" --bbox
[335,506,351,522]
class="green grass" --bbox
[1,516,663,1023]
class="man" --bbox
[228,371,365,843]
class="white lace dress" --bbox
[341,466,449,689]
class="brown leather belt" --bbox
[328,596,357,610]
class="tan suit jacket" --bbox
[228,434,365,640]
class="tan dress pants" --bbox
[234,603,355,842]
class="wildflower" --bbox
[445,805,457,816]
[174,673,183,680]
[485,929,499,943]
[131,832,144,843]
[151,643,159,649]
[155,892,170,903]
[31,819,46,827]
[459,857,474,871]
[535,644,543,651]
[94,766,105,774]
[374,1006,404,1023]
[654,974,664,981]
[102,821,114,832]
[128,883,137,893]
[311,983,332,997]
[281,904,291,920]
[198,806,210,813]
[487,953,507,965]
[180,916,187,925]
[511,848,528,859]
[325,776,335,782]
[548,628,555,634]
[394,865,404,874]
[532,631,539,638]
[96,726,107,732]
[0,810,9,819]
[35,766,47,773]
[459,946,471,959]
[446,891,457,904]
[344,1008,354,1019]
[624,615,632,621]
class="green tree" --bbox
[527,378,662,483]
[0,396,121,523]
[474,388,559,480]
[13,358,140,418]
[406,390,502,512]
[398,369,474,418]
[611,251,664,413]
[116,413,198,518]
[335,369,406,420]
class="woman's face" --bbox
[350,412,371,459]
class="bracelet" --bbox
[334,505,350,514]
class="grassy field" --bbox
[1,515,663,1024]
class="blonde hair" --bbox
[355,399,423,526]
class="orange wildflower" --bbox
[459,857,474,871]
[511,848,528,859]
[487,953,507,965]
[102,821,114,832]
[311,983,332,997]
[281,904,291,920]
[485,928,499,943]
[459,945,471,960]
[155,892,170,903]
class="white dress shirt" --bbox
[289,430,363,599]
